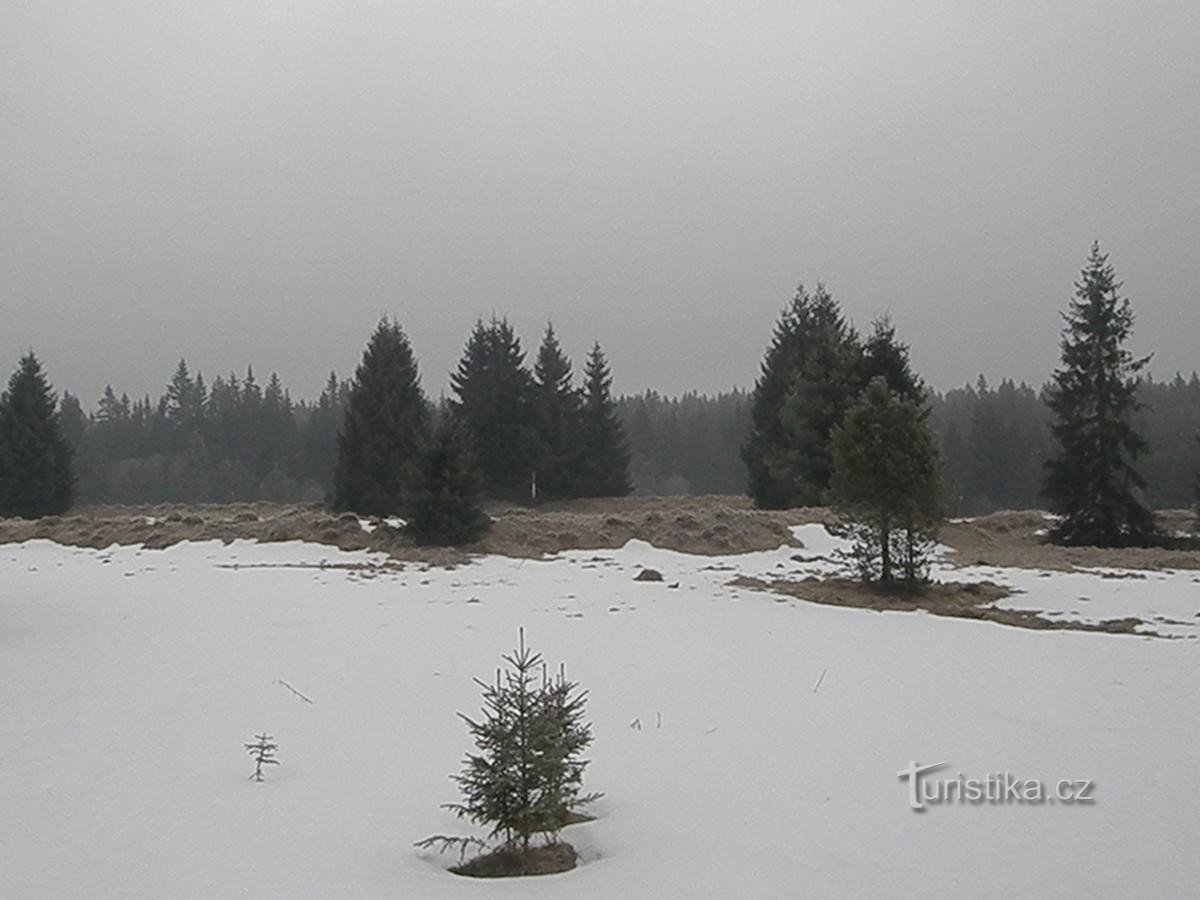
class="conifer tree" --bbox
[450,318,537,501]
[1043,243,1156,546]
[531,324,582,502]
[831,377,940,585]
[406,411,490,546]
[743,284,861,508]
[333,318,430,515]
[774,288,861,504]
[575,343,632,497]
[0,353,75,518]
[244,732,279,783]
[858,316,925,404]
[58,392,94,504]
[164,358,204,447]
[445,630,595,854]
[301,372,345,493]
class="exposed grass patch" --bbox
[731,575,1155,636]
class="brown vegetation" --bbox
[0,495,821,562]
[1,498,1196,573]
[730,575,1148,635]
[940,509,1200,571]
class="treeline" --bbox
[47,348,1200,513]
[618,390,750,496]
[617,373,1200,513]
[931,373,1200,515]
[60,365,349,504]
[57,318,632,507]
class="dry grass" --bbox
[0,496,824,563]
[1,498,1196,574]
[940,509,1200,571]
[731,575,1148,636]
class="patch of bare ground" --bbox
[0,496,825,562]
[730,575,1150,636]
[451,841,577,878]
[479,495,822,556]
[939,509,1200,572]
[2,498,1195,575]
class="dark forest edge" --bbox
[5,357,1200,516]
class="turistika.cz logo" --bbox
[897,761,1096,811]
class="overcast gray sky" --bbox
[3,1,1197,405]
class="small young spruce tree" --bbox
[244,732,279,783]
[443,630,596,858]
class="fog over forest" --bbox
[4,2,1199,401]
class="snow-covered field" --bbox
[2,530,1197,898]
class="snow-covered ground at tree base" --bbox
[2,529,1197,898]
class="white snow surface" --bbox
[2,530,1197,898]
[357,516,406,534]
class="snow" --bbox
[980,566,1200,638]
[2,531,1197,897]
[357,516,407,534]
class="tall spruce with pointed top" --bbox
[774,289,862,505]
[0,353,75,518]
[333,319,430,515]
[1043,243,1156,546]
[744,284,861,508]
[451,318,537,502]
[406,411,489,546]
[858,316,925,404]
[531,324,582,501]
[575,343,632,497]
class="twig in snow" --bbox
[413,834,489,862]
[278,679,314,704]
[812,667,828,693]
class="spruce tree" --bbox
[450,317,537,502]
[406,411,490,546]
[164,358,204,449]
[831,377,940,585]
[858,316,925,404]
[575,343,632,497]
[446,630,595,855]
[531,324,582,502]
[775,288,861,504]
[1043,243,1156,546]
[743,284,861,508]
[333,318,430,515]
[0,353,75,518]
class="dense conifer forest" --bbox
[45,358,1200,514]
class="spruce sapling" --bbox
[244,732,280,783]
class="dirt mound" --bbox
[451,841,576,878]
